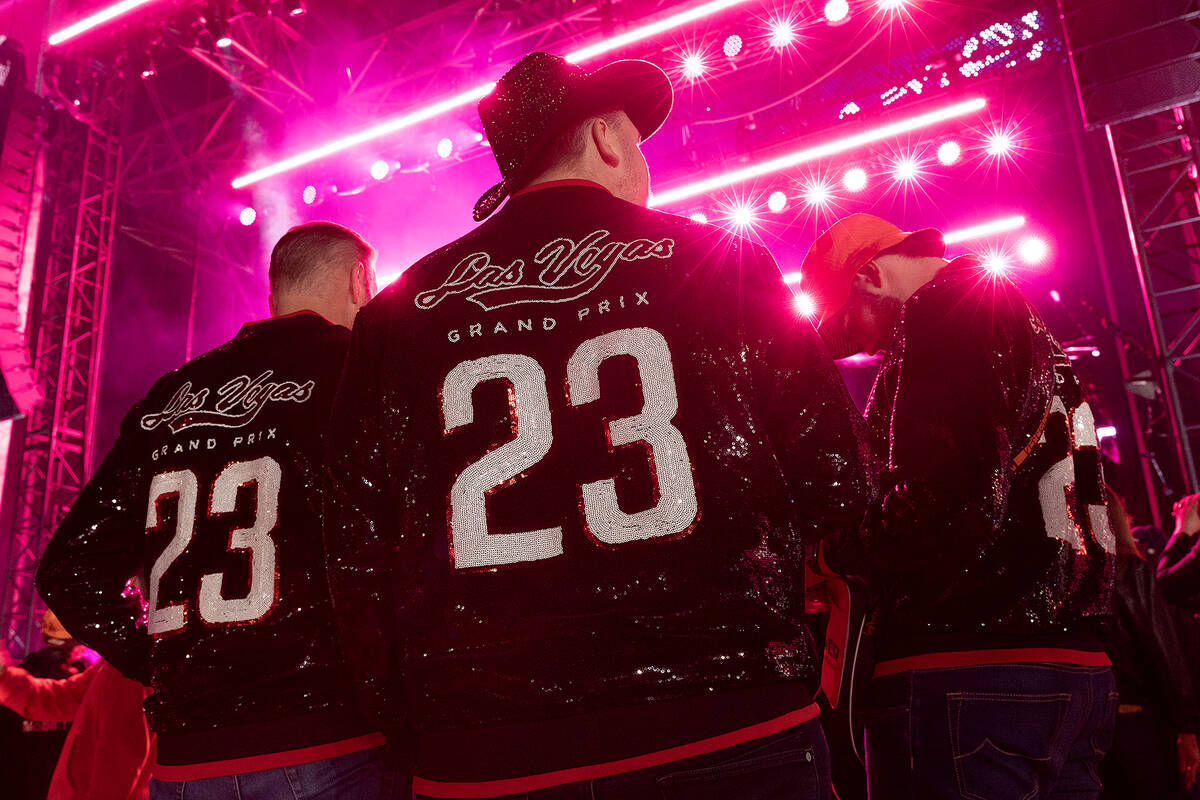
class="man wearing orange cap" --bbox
[803,213,1117,798]
[325,51,873,799]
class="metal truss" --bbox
[1106,105,1200,498]
[1,114,122,658]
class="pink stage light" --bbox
[681,52,707,80]
[767,190,788,213]
[981,252,1010,275]
[728,203,756,228]
[824,0,850,24]
[891,156,921,183]
[238,207,257,226]
[942,215,1025,244]
[984,127,1019,158]
[302,184,317,205]
[689,211,709,223]
[1049,289,1062,303]
[649,97,986,207]
[370,159,390,180]
[232,0,755,189]
[436,138,454,159]
[1096,425,1117,440]
[1018,235,1049,264]
[49,0,161,47]
[842,167,868,192]
[768,19,797,48]
[936,140,962,165]
[723,34,744,58]
[802,181,831,207]
[216,35,233,49]
[782,272,803,285]
[794,292,817,317]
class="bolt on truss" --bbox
[1,116,122,658]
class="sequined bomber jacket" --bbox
[825,258,1115,658]
[323,182,875,781]
[36,313,375,768]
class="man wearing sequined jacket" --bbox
[36,223,407,800]
[802,213,1116,799]
[324,52,873,800]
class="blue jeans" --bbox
[149,746,410,800]
[415,719,832,799]
[864,663,1117,800]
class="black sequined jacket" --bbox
[36,313,375,768]
[826,258,1114,658]
[324,182,874,782]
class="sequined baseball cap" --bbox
[472,51,674,222]
[799,213,945,325]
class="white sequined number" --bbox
[442,354,564,569]
[143,457,283,637]
[567,327,699,544]
[199,456,281,625]
[146,470,199,636]
[1036,398,1115,553]
[441,328,698,569]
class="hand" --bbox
[1179,733,1200,790]
[1174,494,1200,537]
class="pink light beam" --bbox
[649,97,986,207]
[231,0,756,189]
[49,0,162,46]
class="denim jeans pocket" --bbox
[655,743,819,800]
[948,691,1071,800]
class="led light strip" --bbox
[232,0,756,189]
[648,97,987,207]
[49,0,161,46]
[780,214,1028,284]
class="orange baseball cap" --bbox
[799,213,944,325]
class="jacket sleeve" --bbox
[0,662,95,722]
[833,275,1031,580]
[1157,531,1200,606]
[1136,564,1200,731]
[741,242,875,556]
[35,404,150,685]
[323,301,414,762]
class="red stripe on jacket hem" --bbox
[872,648,1112,679]
[152,732,386,781]
[412,702,821,799]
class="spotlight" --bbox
[729,203,755,228]
[985,129,1017,158]
[723,34,743,58]
[981,252,1009,274]
[768,19,796,48]
[370,159,390,181]
[767,190,788,213]
[689,211,708,224]
[681,52,706,80]
[137,50,157,80]
[891,156,920,183]
[473,131,485,142]
[302,184,317,205]
[436,137,453,159]
[794,292,817,317]
[824,0,850,24]
[238,206,256,226]
[282,0,306,16]
[782,272,803,284]
[1018,236,1049,264]
[1049,289,1061,303]
[936,140,961,165]
[1096,425,1117,440]
[842,167,868,192]
[802,181,831,207]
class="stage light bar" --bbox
[942,215,1025,244]
[648,97,987,208]
[779,213,1029,285]
[231,0,755,189]
[49,0,161,46]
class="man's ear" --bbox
[853,260,883,291]
[590,116,621,168]
[350,262,369,305]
